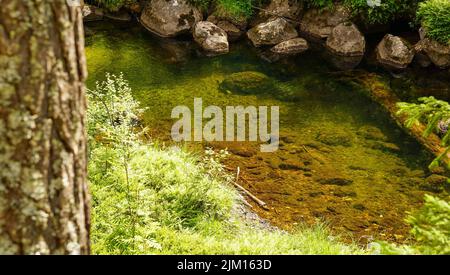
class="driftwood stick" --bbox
[231,167,269,210]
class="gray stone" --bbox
[326,22,365,69]
[247,17,298,47]
[193,21,229,56]
[140,0,202,37]
[376,34,415,70]
[299,4,350,43]
[270,37,308,55]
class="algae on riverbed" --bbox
[85,21,445,244]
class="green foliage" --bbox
[88,73,366,254]
[305,0,334,9]
[397,96,450,169]
[87,0,136,11]
[187,0,262,18]
[344,0,421,25]
[417,0,450,45]
[377,195,450,255]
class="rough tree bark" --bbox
[0,0,90,254]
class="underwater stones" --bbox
[333,190,357,198]
[376,34,415,70]
[140,0,202,37]
[193,21,229,56]
[352,203,366,211]
[228,145,257,157]
[357,125,387,141]
[270,37,309,55]
[325,22,365,70]
[299,4,350,43]
[318,177,353,186]
[367,141,401,153]
[316,130,353,147]
[422,174,449,193]
[279,160,309,171]
[219,71,274,94]
[82,5,104,22]
[247,18,298,47]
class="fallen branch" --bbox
[233,167,269,211]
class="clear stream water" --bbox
[85,21,448,243]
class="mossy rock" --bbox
[219,71,275,94]
[316,129,353,147]
[357,125,388,141]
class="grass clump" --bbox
[88,73,366,255]
[416,0,450,45]
[344,0,421,25]
[377,195,450,255]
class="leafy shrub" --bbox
[305,0,334,9]
[397,96,450,169]
[344,0,421,25]
[417,0,450,45]
[377,195,450,255]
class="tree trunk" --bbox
[0,0,90,254]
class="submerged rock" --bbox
[299,4,350,43]
[325,22,365,70]
[193,21,229,56]
[140,0,202,37]
[376,34,415,70]
[357,125,388,141]
[270,37,309,55]
[219,71,275,94]
[316,130,353,147]
[318,177,353,186]
[247,18,298,47]
[367,140,401,153]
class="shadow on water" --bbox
[85,21,446,244]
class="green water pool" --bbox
[85,21,446,243]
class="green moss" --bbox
[417,0,450,45]
[219,71,275,94]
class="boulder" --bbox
[325,22,365,70]
[415,37,450,69]
[299,4,350,43]
[140,0,202,37]
[247,17,298,47]
[207,15,244,42]
[270,37,308,55]
[376,34,415,70]
[252,0,303,26]
[82,5,104,22]
[193,21,229,56]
